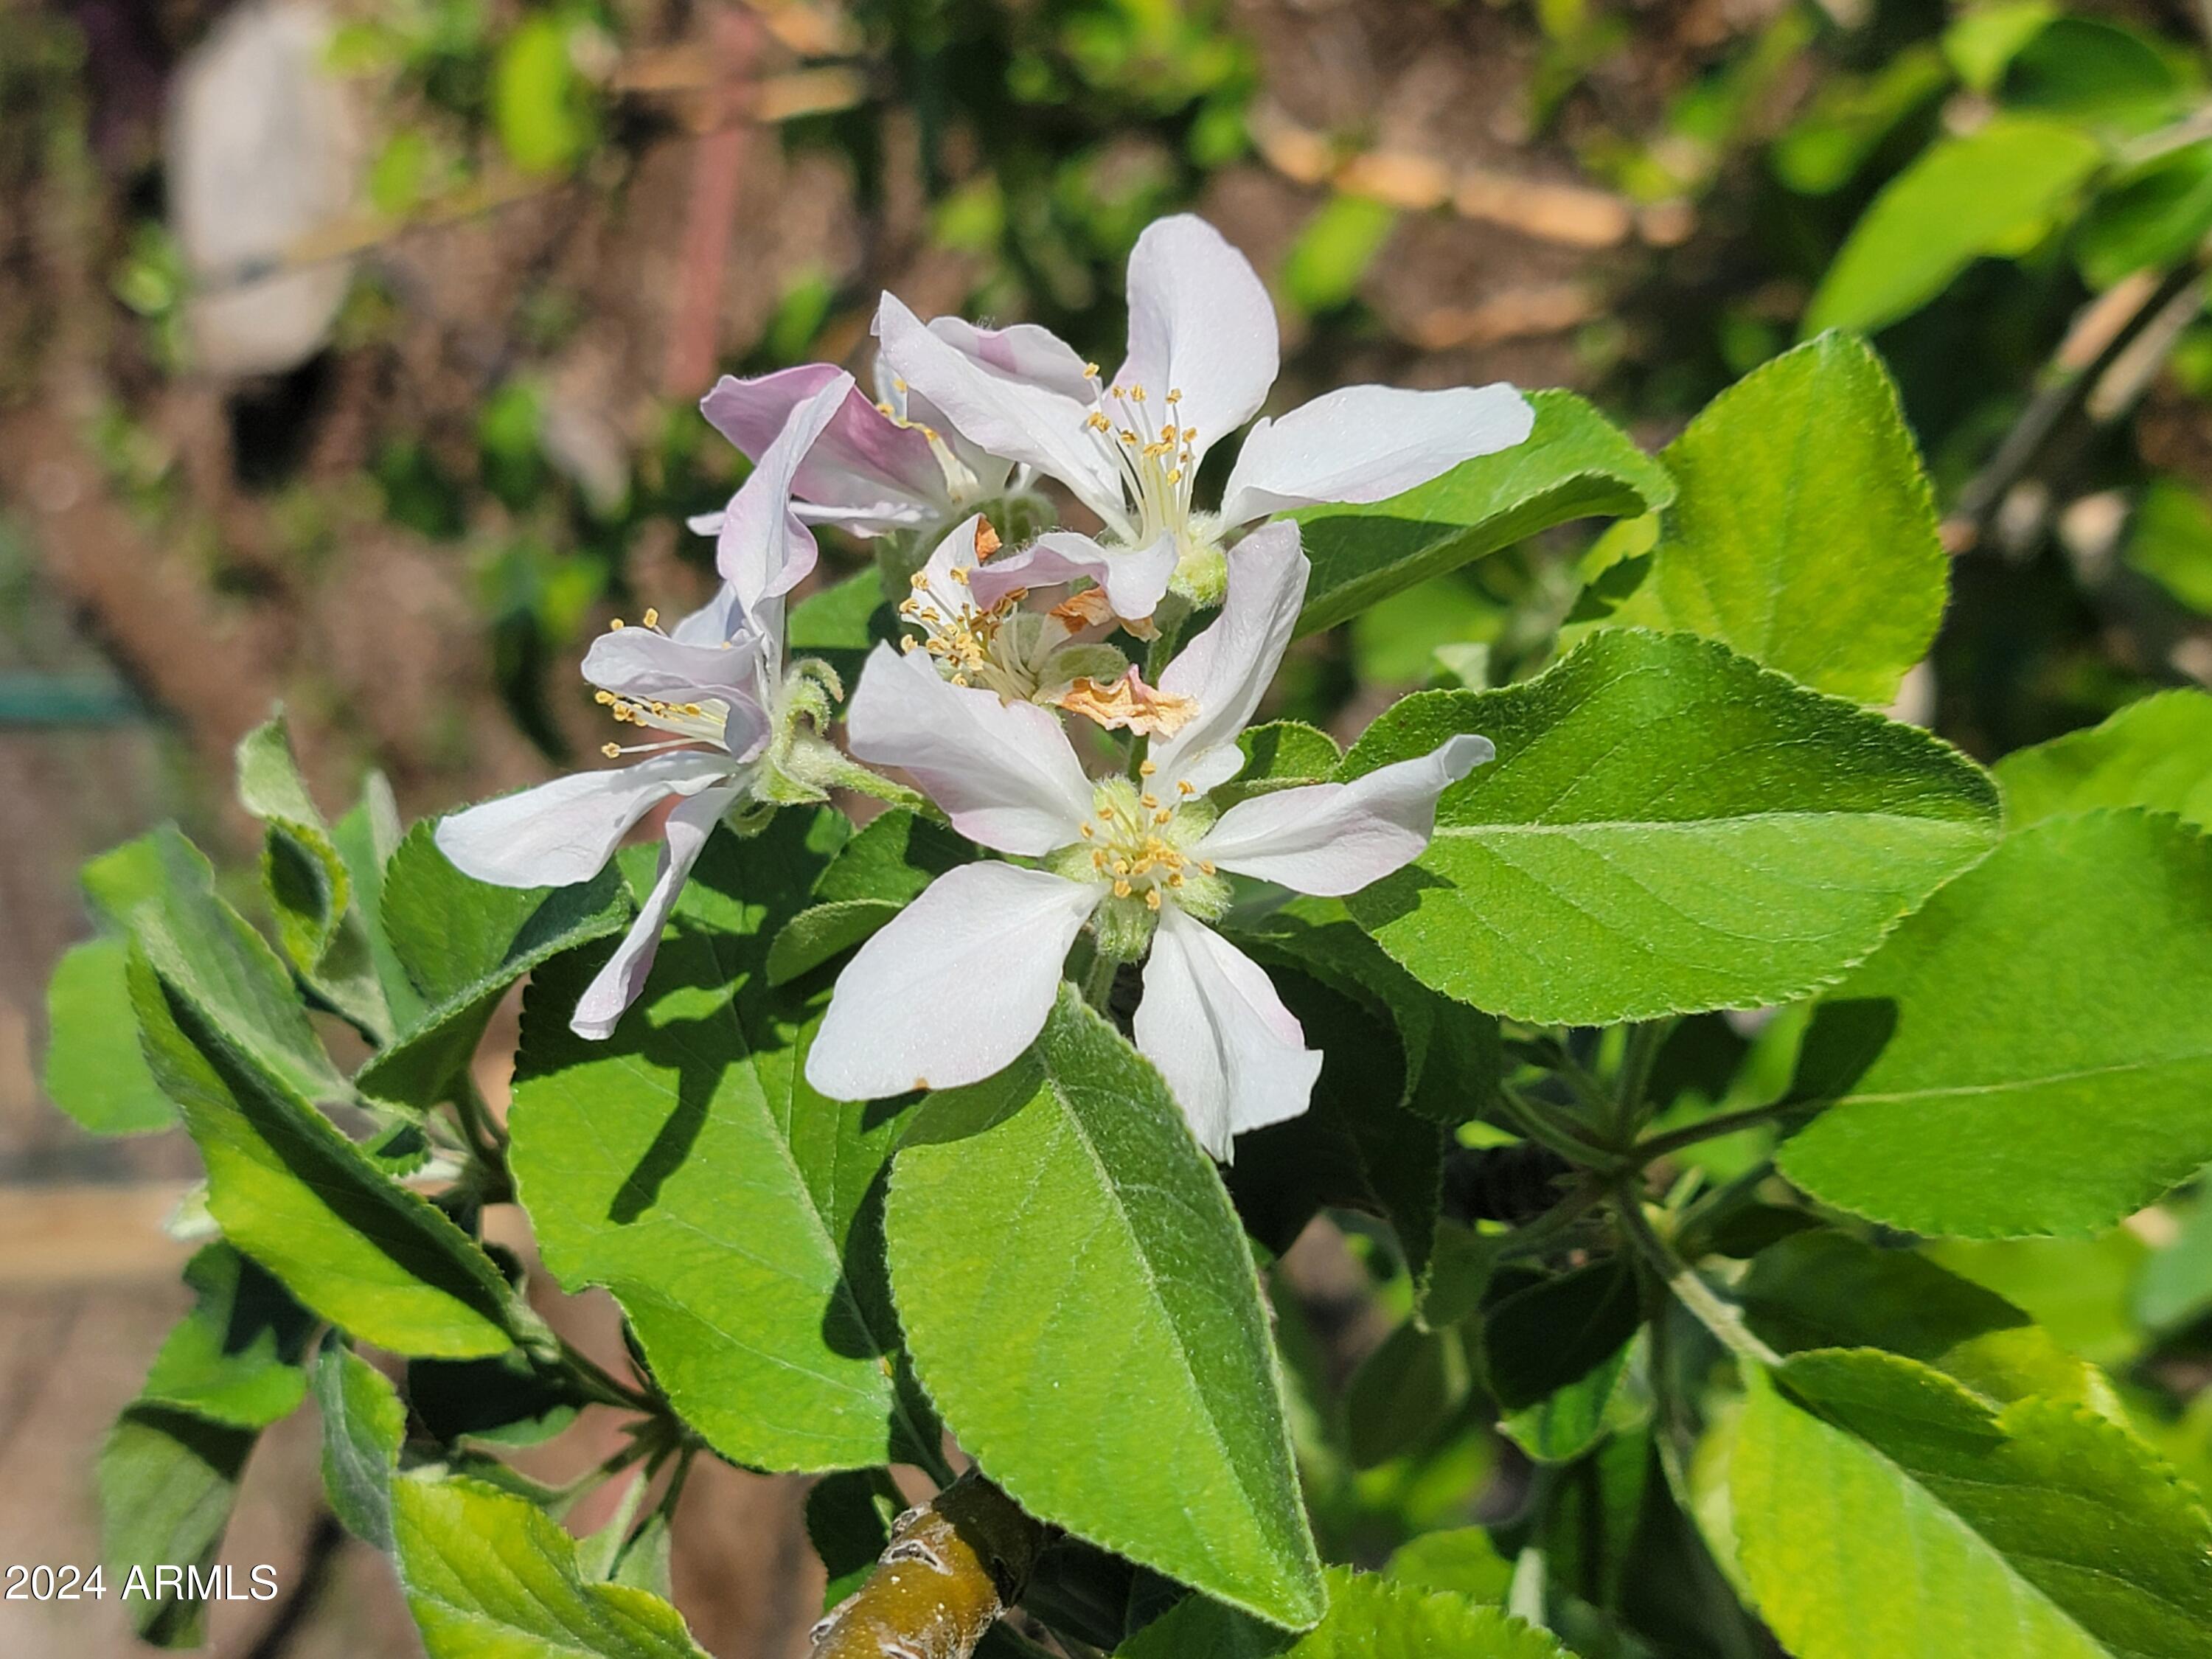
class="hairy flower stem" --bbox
[808,1475,1046,1659]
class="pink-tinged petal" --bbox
[569,781,743,1040]
[583,625,765,705]
[667,585,745,646]
[1113,215,1279,459]
[1195,734,1493,895]
[928,315,1098,401]
[1219,383,1535,526]
[805,863,1102,1099]
[433,751,737,888]
[705,364,954,530]
[967,530,1178,623]
[715,371,852,627]
[876,293,1129,533]
[1152,521,1310,795]
[1135,908,1321,1161]
[845,642,1095,855]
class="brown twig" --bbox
[809,1475,1046,1659]
[661,9,766,398]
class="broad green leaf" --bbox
[393,1472,709,1658]
[2138,1186,2212,1335]
[787,566,895,684]
[1481,1259,1638,1411]
[2002,18,2194,135]
[1805,118,2104,336]
[1997,690,2212,830]
[1291,391,1674,636]
[1342,630,2000,1025]
[1944,0,2056,90]
[1772,46,1951,195]
[1537,1423,1650,1608]
[100,1405,254,1647]
[1610,333,1945,703]
[331,773,429,1029]
[45,936,174,1134]
[1113,1568,1568,1658]
[769,809,967,985]
[1781,810,2212,1237]
[1731,1349,2212,1659]
[1739,1231,2111,1408]
[90,826,347,1105]
[2126,476,2212,613]
[1214,722,1343,808]
[133,949,516,1357]
[140,1243,315,1430]
[1930,1234,2150,1368]
[1500,1341,1641,1466]
[806,1470,907,1608]
[1384,1528,1514,1601]
[411,1351,585,1448]
[315,1346,406,1550]
[888,988,1324,1629]
[1344,1321,1470,1470]
[358,824,629,1109]
[765,898,905,987]
[510,814,932,1472]
[2079,145,2212,288]
[236,713,391,1038]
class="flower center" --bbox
[877,375,983,503]
[1052,770,1230,959]
[1081,369,1201,552]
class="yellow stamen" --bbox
[642,608,659,628]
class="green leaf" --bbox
[806,1470,908,1608]
[768,809,969,985]
[1804,117,2105,336]
[510,814,932,1473]
[45,936,175,1134]
[1281,194,1398,314]
[1343,1321,1470,1470]
[1342,630,2000,1025]
[1944,0,2056,91]
[1730,1348,2212,1659]
[492,15,597,175]
[1930,1233,2151,1368]
[331,773,430,1029]
[888,988,1324,1629]
[1481,1259,1639,1411]
[91,825,348,1106]
[1214,722,1343,808]
[315,1345,406,1551]
[1498,1341,1638,1466]
[1113,1569,1569,1658]
[1384,1528,1514,1601]
[393,1472,710,1658]
[787,566,896,684]
[236,712,392,1038]
[1780,810,2212,1237]
[2001,18,2193,136]
[2079,145,2212,288]
[1291,391,1674,637]
[411,1352,585,1449]
[1996,690,2212,830]
[140,1243,315,1430]
[1610,333,1945,703]
[1739,1231,2111,1408]
[358,824,630,1109]
[132,947,516,1357]
[2125,476,2212,613]
[766,898,906,987]
[100,1405,254,1647]
[1771,46,1951,195]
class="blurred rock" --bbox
[167,0,361,377]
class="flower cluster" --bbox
[437,213,1531,1152]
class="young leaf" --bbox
[330,774,430,1029]
[1212,722,1343,808]
[1343,1322,1470,1471]
[1481,1259,1639,1411]
[1498,1342,1639,1467]
[509,813,933,1473]
[235,713,392,1039]
[1995,690,2212,830]
[1291,391,1674,636]
[1384,1528,1514,1601]
[1113,1568,1569,1658]
[1342,630,2000,1025]
[44,936,175,1135]
[393,1472,711,1659]
[131,948,516,1357]
[358,824,630,1109]
[1609,333,1945,703]
[768,808,970,985]
[100,1405,255,1647]
[888,988,1326,1630]
[314,1345,406,1551]
[139,1243,316,1430]
[1730,1349,2212,1659]
[1804,117,2104,335]
[1780,810,2212,1237]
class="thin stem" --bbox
[1613,1019,1671,1142]
[1489,1176,1610,1260]
[1496,1082,1618,1170]
[1614,1189,1781,1370]
[1079,946,1119,1015]
[1635,1099,1798,1166]
[557,1335,659,1414]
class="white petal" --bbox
[703,364,953,526]
[805,863,1102,1099]
[927,315,1098,401]
[1135,908,1321,1161]
[1195,734,1492,895]
[569,782,743,1040]
[1152,521,1309,795]
[1113,215,1279,459]
[1219,383,1535,526]
[966,529,1177,622]
[845,642,1095,855]
[433,751,737,888]
[666,585,745,646]
[583,625,764,705]
[912,512,990,616]
[715,371,853,630]
[876,293,1130,533]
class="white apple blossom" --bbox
[873,214,1536,619]
[437,372,866,1040]
[803,523,1492,1157]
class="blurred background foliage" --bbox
[13,0,2212,1651]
